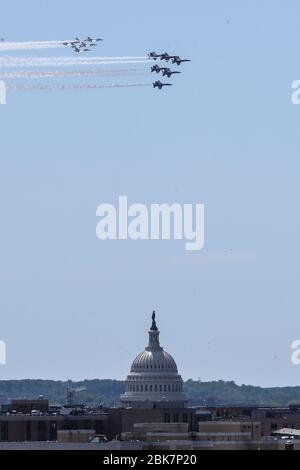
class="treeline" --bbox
[1,379,300,407]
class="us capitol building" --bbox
[121,312,187,409]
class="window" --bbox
[0,422,8,441]
[164,413,171,423]
[37,420,47,441]
[95,421,103,434]
[38,421,47,431]
[173,414,179,423]
[26,421,32,441]
[50,422,57,441]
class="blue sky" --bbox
[0,0,300,386]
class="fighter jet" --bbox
[160,53,178,62]
[64,38,82,45]
[161,68,181,78]
[148,52,163,60]
[151,64,166,74]
[172,56,191,66]
[63,39,82,47]
[153,80,173,90]
[85,36,103,43]
[72,45,90,53]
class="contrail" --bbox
[10,83,152,91]
[0,56,151,68]
[9,55,148,61]
[0,41,65,52]
[0,68,150,79]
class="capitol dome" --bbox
[130,350,178,372]
[120,312,187,408]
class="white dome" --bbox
[130,350,178,373]
[120,312,186,408]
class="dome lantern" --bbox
[147,311,161,351]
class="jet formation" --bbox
[63,36,103,53]
[149,51,191,90]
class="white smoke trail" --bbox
[11,56,147,61]
[0,56,151,68]
[0,41,65,52]
[10,83,152,91]
[0,68,150,79]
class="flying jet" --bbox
[161,68,181,78]
[63,39,82,47]
[153,80,173,90]
[72,45,90,53]
[151,64,167,74]
[0,38,5,42]
[160,53,178,62]
[172,56,191,66]
[85,36,103,43]
[148,52,163,60]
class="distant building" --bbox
[0,412,109,442]
[10,399,49,414]
[120,312,186,409]
[197,421,261,442]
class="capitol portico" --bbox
[121,312,187,409]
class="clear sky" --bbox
[0,0,299,387]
